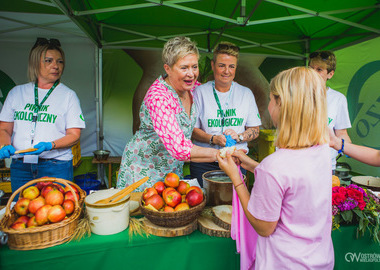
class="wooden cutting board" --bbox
[141,217,197,237]
[198,215,230,238]
[212,205,232,231]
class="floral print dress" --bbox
[117,76,199,191]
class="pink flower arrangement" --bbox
[332,184,380,243]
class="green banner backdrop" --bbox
[330,37,380,177]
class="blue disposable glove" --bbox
[0,145,16,159]
[22,142,53,156]
[225,135,237,147]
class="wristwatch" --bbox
[238,134,244,142]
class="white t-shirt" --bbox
[0,82,86,160]
[327,87,351,169]
[193,81,261,152]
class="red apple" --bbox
[153,181,165,195]
[14,215,30,225]
[163,189,181,208]
[62,199,75,215]
[162,187,175,199]
[54,184,65,194]
[36,181,53,191]
[41,184,58,198]
[163,206,175,212]
[11,222,26,230]
[186,189,204,207]
[186,186,203,196]
[177,181,190,195]
[65,191,80,202]
[144,194,164,210]
[22,186,40,200]
[64,184,78,194]
[27,216,38,228]
[48,205,66,223]
[175,202,190,211]
[45,189,64,206]
[181,195,186,203]
[14,198,31,216]
[28,196,46,214]
[35,205,52,225]
[142,187,158,201]
[164,172,180,188]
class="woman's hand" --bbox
[232,149,258,172]
[22,142,53,155]
[0,145,15,159]
[213,134,226,147]
[216,152,240,185]
[223,129,238,141]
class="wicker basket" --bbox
[140,196,206,228]
[0,177,86,250]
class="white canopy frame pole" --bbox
[95,47,103,151]
[95,47,107,187]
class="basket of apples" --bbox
[140,172,206,228]
[0,177,86,250]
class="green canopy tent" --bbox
[3,0,379,58]
[1,0,380,165]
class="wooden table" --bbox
[92,156,121,188]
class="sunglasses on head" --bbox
[217,43,240,52]
[32,37,61,49]
[309,51,330,61]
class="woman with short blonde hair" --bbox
[118,36,217,191]
[217,66,334,269]
[162,36,199,67]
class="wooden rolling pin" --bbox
[94,176,149,204]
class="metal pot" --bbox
[93,150,110,161]
[335,162,351,178]
[202,170,246,206]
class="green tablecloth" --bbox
[0,229,240,270]
[1,225,379,269]
[332,225,380,269]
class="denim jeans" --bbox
[10,158,73,198]
[190,161,246,187]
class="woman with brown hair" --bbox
[190,41,261,185]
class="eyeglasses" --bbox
[32,37,61,49]
[309,51,331,61]
[216,43,240,52]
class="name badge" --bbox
[23,155,39,164]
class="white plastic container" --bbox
[85,189,130,235]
